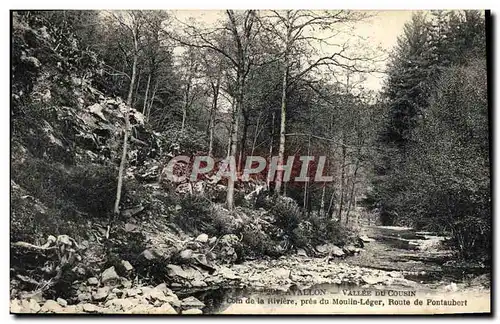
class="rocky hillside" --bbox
[10,12,370,314]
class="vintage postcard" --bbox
[10,9,491,315]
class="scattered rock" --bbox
[61,305,83,314]
[330,245,345,257]
[315,243,345,257]
[297,249,308,257]
[126,288,140,297]
[165,294,181,308]
[218,266,239,280]
[155,283,173,296]
[112,288,123,298]
[191,279,207,288]
[142,249,156,261]
[445,282,458,292]
[142,287,168,303]
[121,278,132,288]
[56,298,67,307]
[195,234,209,244]
[40,300,63,313]
[269,268,290,280]
[315,244,328,254]
[180,249,194,260]
[10,299,22,313]
[87,277,99,285]
[93,287,110,301]
[101,266,119,285]
[20,299,41,313]
[359,235,375,243]
[19,290,43,303]
[388,271,403,278]
[124,223,138,232]
[181,296,205,309]
[121,260,134,272]
[78,292,92,302]
[154,302,177,314]
[343,245,361,255]
[105,298,135,311]
[122,205,144,218]
[88,103,107,121]
[82,303,103,313]
[183,308,203,315]
[388,277,418,287]
[361,275,386,285]
[167,264,190,280]
[129,302,177,314]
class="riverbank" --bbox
[10,249,490,314]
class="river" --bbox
[177,225,491,314]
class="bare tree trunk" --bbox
[181,84,190,132]
[114,106,131,216]
[146,80,158,122]
[320,184,326,216]
[327,187,336,219]
[238,115,249,172]
[226,126,232,158]
[142,73,151,114]
[250,112,261,156]
[226,93,241,210]
[275,59,288,195]
[345,158,360,225]
[337,135,347,223]
[114,37,137,217]
[208,78,220,157]
[133,73,141,107]
[267,110,275,190]
[303,135,311,209]
[275,12,291,195]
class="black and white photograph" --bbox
[9,8,491,315]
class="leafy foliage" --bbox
[372,11,489,262]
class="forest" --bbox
[10,10,490,314]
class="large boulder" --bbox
[315,243,345,257]
[101,266,120,285]
[195,233,209,244]
[166,264,190,280]
[92,287,110,301]
[39,300,63,313]
[181,296,205,310]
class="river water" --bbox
[177,226,490,314]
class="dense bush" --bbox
[374,60,490,262]
[256,195,355,252]
[172,194,215,234]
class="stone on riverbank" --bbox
[101,266,119,285]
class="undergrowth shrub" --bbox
[12,158,117,219]
[173,195,217,235]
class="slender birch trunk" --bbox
[142,73,151,114]
[320,184,326,216]
[114,25,138,217]
[226,74,242,210]
[275,11,291,195]
[208,78,220,157]
[267,110,275,190]
[146,80,158,122]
